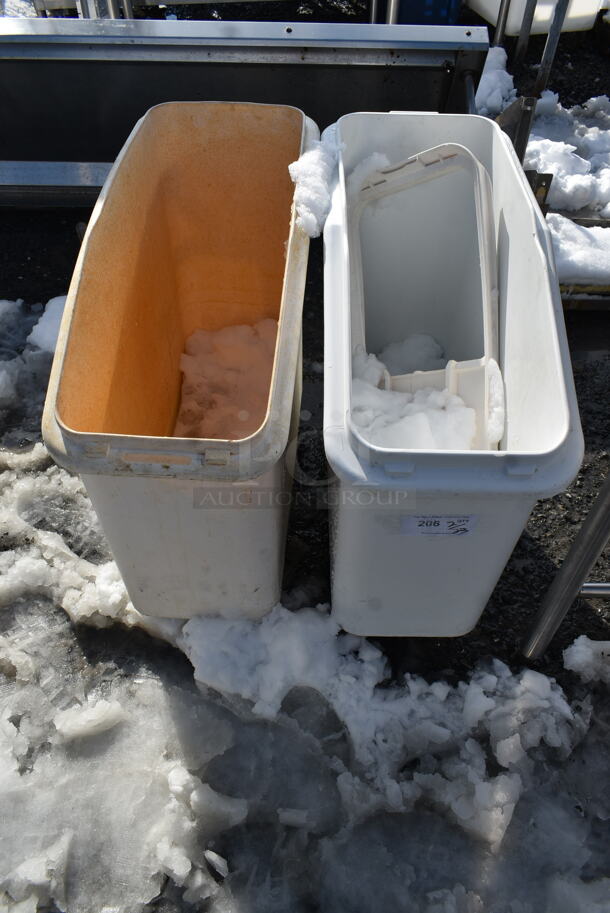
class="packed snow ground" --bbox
[1,297,610,912]
[173,319,277,440]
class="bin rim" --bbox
[323,111,584,498]
[43,100,313,482]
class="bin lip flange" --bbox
[43,100,313,482]
[323,111,584,499]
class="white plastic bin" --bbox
[323,111,583,637]
[43,101,314,620]
[465,0,603,35]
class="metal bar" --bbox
[513,0,537,68]
[107,0,120,18]
[513,96,537,162]
[0,19,489,53]
[522,471,610,659]
[386,0,400,24]
[78,0,94,16]
[463,71,476,114]
[121,0,134,17]
[496,97,537,163]
[580,583,610,597]
[533,0,570,96]
[493,0,512,45]
[369,0,378,23]
[0,159,111,206]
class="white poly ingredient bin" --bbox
[43,102,314,619]
[323,111,583,637]
[466,0,603,35]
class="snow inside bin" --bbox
[43,102,313,620]
[323,112,583,638]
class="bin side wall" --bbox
[329,485,535,637]
[83,461,290,619]
[359,170,486,362]
[57,102,303,440]
[338,113,572,458]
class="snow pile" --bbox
[525,94,610,216]
[546,213,610,285]
[475,47,517,118]
[0,298,63,449]
[351,344,476,451]
[26,296,66,353]
[182,606,588,851]
[0,606,235,912]
[564,635,610,684]
[0,0,36,15]
[173,318,277,440]
[288,125,339,238]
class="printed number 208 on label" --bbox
[401,516,477,536]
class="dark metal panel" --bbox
[0,59,453,160]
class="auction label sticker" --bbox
[401,515,478,536]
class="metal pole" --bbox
[580,583,610,598]
[107,0,121,17]
[522,472,610,660]
[533,0,570,96]
[121,0,134,17]
[513,96,537,162]
[385,0,400,24]
[464,72,477,114]
[493,0,512,46]
[79,0,94,17]
[513,0,537,68]
[369,0,378,23]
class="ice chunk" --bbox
[26,296,66,353]
[463,683,496,729]
[53,699,126,741]
[475,47,516,118]
[495,734,525,768]
[564,635,610,684]
[204,850,229,880]
[190,783,248,840]
[173,319,277,440]
[352,345,387,388]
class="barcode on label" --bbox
[401,515,477,536]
